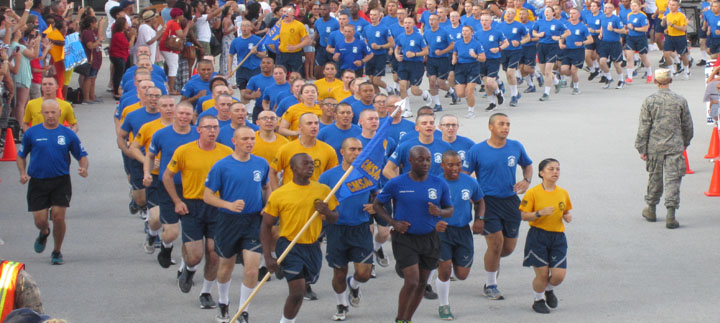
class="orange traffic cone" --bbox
[705,160,720,196]
[0,128,17,161]
[705,127,720,159]
[683,150,694,174]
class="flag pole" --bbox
[227,15,284,78]
[228,164,355,323]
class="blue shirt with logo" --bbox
[447,135,475,171]
[205,155,269,215]
[228,35,266,70]
[465,139,533,198]
[453,37,485,63]
[149,126,199,183]
[565,21,591,49]
[317,123,362,163]
[497,21,527,51]
[376,173,452,235]
[335,37,372,70]
[315,17,340,47]
[363,23,393,55]
[395,31,428,62]
[389,137,453,176]
[600,14,624,42]
[474,29,506,59]
[424,27,453,58]
[217,123,259,149]
[444,173,483,227]
[533,18,567,44]
[18,125,88,179]
[319,165,373,226]
[121,108,160,138]
[246,73,275,110]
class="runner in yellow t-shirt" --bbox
[260,152,338,323]
[163,115,233,296]
[661,0,690,78]
[270,113,338,190]
[518,158,573,314]
[252,110,289,164]
[277,6,311,74]
[314,63,344,100]
[22,77,77,132]
[279,84,324,140]
[330,70,357,102]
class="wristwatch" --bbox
[523,177,531,184]
[535,211,541,219]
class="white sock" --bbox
[271,251,277,258]
[239,283,254,312]
[468,106,475,112]
[534,70,542,78]
[544,86,551,95]
[335,291,349,306]
[427,269,437,285]
[647,66,653,75]
[604,72,612,79]
[572,82,579,89]
[162,241,173,248]
[187,263,198,272]
[148,227,160,236]
[260,256,266,267]
[218,280,231,305]
[448,88,455,94]
[348,276,362,289]
[524,75,533,84]
[432,95,440,105]
[702,51,709,60]
[201,279,215,294]
[626,68,633,80]
[552,76,559,85]
[373,240,383,251]
[509,85,518,96]
[486,271,498,286]
[178,258,186,273]
[546,283,556,291]
[683,65,689,74]
[436,277,450,306]
[280,316,296,323]
[634,53,640,61]
[422,90,430,99]
[489,94,497,105]
[673,56,680,64]
[534,290,545,301]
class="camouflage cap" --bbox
[654,68,672,84]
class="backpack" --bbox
[7,117,22,143]
[66,87,83,105]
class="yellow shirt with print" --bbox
[330,86,352,103]
[166,141,233,199]
[315,78,344,100]
[252,131,289,164]
[119,102,144,142]
[134,119,170,175]
[23,98,77,126]
[279,20,308,53]
[657,0,669,19]
[270,139,338,185]
[519,184,573,232]
[281,103,323,140]
[263,181,338,244]
[514,9,535,22]
[665,11,687,36]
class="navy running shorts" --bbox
[454,62,482,84]
[664,35,688,55]
[480,58,501,78]
[426,57,451,79]
[276,237,322,283]
[522,45,537,66]
[128,159,145,191]
[523,226,568,269]
[438,225,474,267]
[561,48,585,68]
[537,43,560,64]
[398,61,425,86]
[179,199,218,243]
[27,175,71,211]
[391,230,440,274]
[624,35,649,54]
[598,41,624,62]
[325,222,374,268]
[158,183,182,224]
[482,195,521,238]
[501,49,523,70]
[365,53,388,77]
[214,212,262,259]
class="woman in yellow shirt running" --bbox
[279,84,323,140]
[519,158,573,314]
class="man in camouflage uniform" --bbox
[635,68,694,229]
[0,259,44,314]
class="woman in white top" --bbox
[136,10,165,64]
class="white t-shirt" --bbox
[196,14,212,42]
[105,1,120,39]
[136,23,158,63]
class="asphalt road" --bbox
[0,48,718,323]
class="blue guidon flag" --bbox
[336,100,405,201]
[258,15,284,54]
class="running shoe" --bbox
[50,251,64,265]
[545,290,558,308]
[331,305,349,321]
[370,264,376,279]
[554,83,561,94]
[157,244,173,268]
[625,77,633,84]
[517,76,524,85]
[129,200,139,215]
[433,104,443,112]
[496,91,504,105]
[616,80,625,89]
[532,299,551,314]
[424,284,438,300]
[375,247,389,267]
[498,81,505,93]
[483,284,504,300]
[34,231,49,253]
[258,266,271,281]
[422,92,432,104]
[539,94,550,101]
[139,207,148,220]
[485,103,497,111]
[450,91,459,105]
[239,311,250,323]
[682,72,691,80]
[438,305,455,321]
[572,88,581,95]
[401,109,414,118]
[697,59,707,67]
[599,75,608,83]
[646,74,653,83]
[689,57,695,67]
[178,266,195,293]
[537,74,545,87]
[588,70,599,81]
[603,79,613,89]
[509,96,518,107]
[444,91,451,98]
[200,293,217,309]
[346,277,361,307]
[304,284,318,301]
[215,303,230,323]
[465,111,475,119]
[479,84,485,92]
[524,85,536,93]
[143,233,156,254]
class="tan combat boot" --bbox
[642,205,656,222]
[666,208,679,229]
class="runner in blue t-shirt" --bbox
[560,9,594,94]
[705,2,720,56]
[519,10,542,94]
[318,137,374,319]
[180,60,217,104]
[364,8,395,94]
[497,8,530,107]
[464,113,533,301]
[147,102,200,269]
[17,99,89,265]
[434,150,484,320]
[624,2,653,84]
[333,24,373,76]
[385,114,452,177]
[438,114,475,172]
[424,14,457,112]
[243,57,275,122]
[452,25,485,118]
[583,1,604,81]
[228,21,267,89]
[204,126,269,321]
[373,145,453,323]
[533,7,569,101]
[598,3,627,89]
[314,5,340,72]
[317,103,362,162]
[395,17,432,112]
[476,14,509,111]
